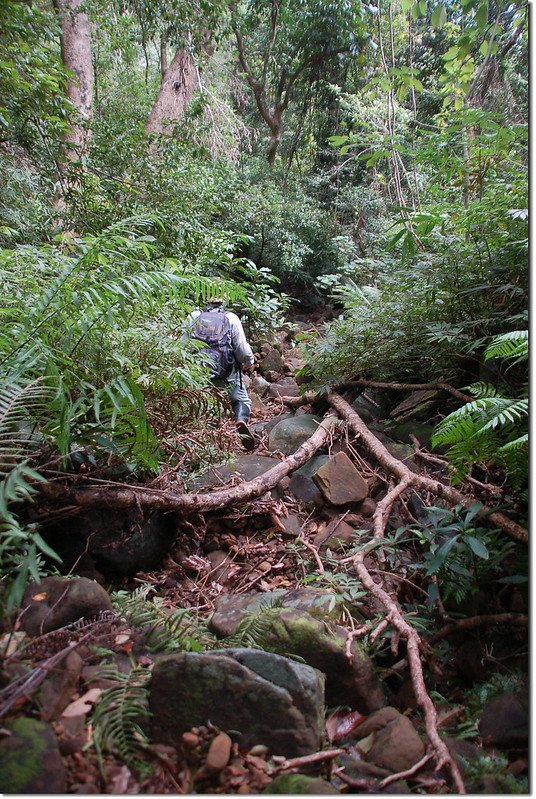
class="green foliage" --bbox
[112,585,216,652]
[432,331,528,487]
[0,377,62,610]
[406,503,521,606]
[0,1,70,147]
[90,664,152,777]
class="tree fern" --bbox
[90,665,152,777]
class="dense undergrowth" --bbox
[0,0,528,790]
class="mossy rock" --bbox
[0,717,67,793]
[267,774,339,793]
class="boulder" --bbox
[19,576,112,636]
[389,390,441,423]
[42,508,177,577]
[288,455,329,506]
[312,453,368,505]
[191,454,282,497]
[354,707,425,773]
[210,599,384,713]
[259,349,285,375]
[351,395,381,424]
[149,650,324,757]
[479,692,529,750]
[268,415,323,455]
[268,377,300,399]
[251,376,271,397]
[0,718,67,793]
[208,588,344,638]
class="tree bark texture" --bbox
[53,0,93,157]
[145,47,199,135]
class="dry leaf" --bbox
[115,633,131,645]
[62,687,102,718]
[326,708,366,744]
[0,631,27,657]
[32,592,47,601]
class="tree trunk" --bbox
[267,118,283,166]
[53,0,93,159]
[145,46,198,135]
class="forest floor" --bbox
[0,316,529,795]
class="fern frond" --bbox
[90,665,152,777]
[224,596,286,650]
[112,586,214,652]
[484,330,528,363]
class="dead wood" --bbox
[281,378,472,408]
[327,392,528,545]
[427,613,529,645]
[38,416,340,514]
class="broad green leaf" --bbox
[431,5,447,27]
[465,535,489,559]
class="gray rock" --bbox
[288,455,330,505]
[268,415,324,455]
[212,600,384,712]
[479,692,529,750]
[251,375,271,397]
[208,587,343,637]
[312,452,369,505]
[351,395,381,423]
[389,390,441,423]
[19,576,112,636]
[314,518,357,551]
[206,550,232,584]
[385,421,436,450]
[370,429,419,472]
[0,718,67,793]
[191,454,282,496]
[149,650,324,757]
[38,650,83,721]
[259,349,285,375]
[261,412,295,435]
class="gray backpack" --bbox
[191,309,236,380]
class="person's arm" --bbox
[227,312,255,368]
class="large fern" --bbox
[90,665,152,777]
[432,330,528,487]
[0,376,62,609]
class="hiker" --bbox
[184,297,255,443]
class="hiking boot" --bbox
[236,420,256,451]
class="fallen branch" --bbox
[38,416,341,513]
[379,752,433,788]
[427,613,529,645]
[281,378,472,409]
[353,550,466,794]
[327,392,528,545]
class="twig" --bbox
[271,748,345,773]
[298,534,325,574]
[379,752,433,788]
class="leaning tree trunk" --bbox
[53,0,93,159]
[145,47,199,135]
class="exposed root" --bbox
[353,549,466,793]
